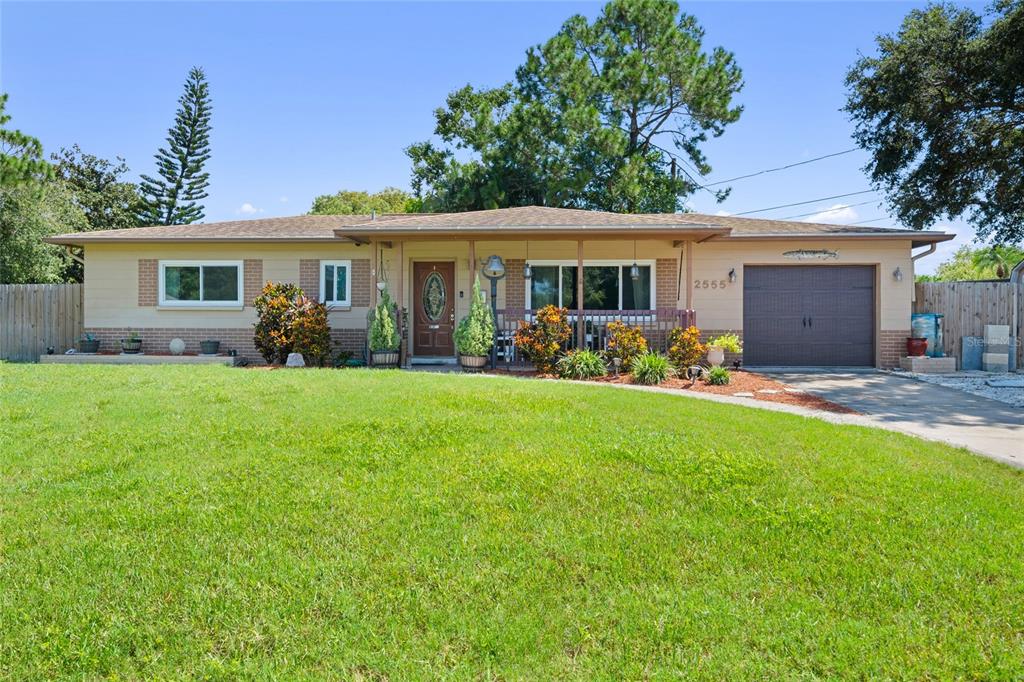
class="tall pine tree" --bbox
[139,67,212,225]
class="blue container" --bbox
[911,313,945,357]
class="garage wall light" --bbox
[728,268,737,283]
[893,266,903,282]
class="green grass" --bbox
[1,365,1023,679]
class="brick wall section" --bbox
[351,259,371,307]
[299,259,319,299]
[243,259,263,307]
[85,326,367,364]
[879,329,910,369]
[656,258,678,309]
[505,259,525,309]
[138,259,157,306]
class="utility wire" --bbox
[699,148,858,188]
[777,199,878,221]
[845,216,902,227]
[732,190,875,217]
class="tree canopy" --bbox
[845,1,1024,244]
[0,93,53,188]
[920,244,1024,282]
[407,0,743,213]
[53,145,142,233]
[139,67,213,226]
[309,187,414,215]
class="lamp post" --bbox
[482,255,506,369]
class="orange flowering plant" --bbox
[513,305,571,373]
[605,320,648,369]
[668,325,706,369]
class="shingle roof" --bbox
[45,205,952,246]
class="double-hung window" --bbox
[159,261,243,307]
[320,260,351,307]
[527,261,654,311]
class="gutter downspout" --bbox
[910,243,938,304]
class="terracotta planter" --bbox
[706,345,725,367]
[459,355,488,372]
[371,350,400,368]
[199,340,221,355]
[906,337,928,357]
[120,338,142,354]
[79,339,100,354]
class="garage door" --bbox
[743,265,875,366]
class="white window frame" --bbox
[524,259,657,310]
[158,260,244,308]
[320,260,352,308]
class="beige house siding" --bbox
[82,236,917,366]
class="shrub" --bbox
[708,332,743,354]
[630,352,673,385]
[556,349,608,380]
[288,295,331,366]
[454,276,495,357]
[605,320,648,369]
[707,365,731,385]
[369,290,400,352]
[253,281,304,364]
[513,304,571,373]
[667,325,706,369]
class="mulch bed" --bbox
[486,368,857,414]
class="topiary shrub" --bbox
[605,320,648,369]
[288,295,331,366]
[454,276,494,357]
[369,290,400,352]
[556,349,608,380]
[630,352,673,385]
[253,281,304,364]
[707,365,731,385]
[513,304,571,373]
[668,325,706,369]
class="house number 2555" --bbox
[695,279,728,289]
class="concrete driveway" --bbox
[762,371,1024,468]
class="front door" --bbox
[413,261,455,356]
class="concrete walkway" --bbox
[763,371,1024,468]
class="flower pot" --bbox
[706,345,725,367]
[371,350,399,368]
[79,339,100,354]
[120,338,142,354]
[906,337,928,357]
[200,340,221,355]
[459,355,488,372]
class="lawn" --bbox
[1,365,1023,679]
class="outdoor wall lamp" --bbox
[728,268,737,283]
[523,241,532,280]
[482,255,506,280]
[893,266,903,282]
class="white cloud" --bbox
[715,210,731,217]
[236,202,263,215]
[279,196,289,203]
[802,204,859,224]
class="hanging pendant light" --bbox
[523,240,532,280]
[630,240,640,281]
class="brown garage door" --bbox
[743,265,875,366]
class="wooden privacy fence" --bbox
[0,284,83,362]
[914,280,1023,366]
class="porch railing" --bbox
[495,308,696,369]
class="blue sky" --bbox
[1,1,987,273]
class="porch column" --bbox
[685,240,694,311]
[469,240,476,283]
[576,240,584,349]
[371,241,380,309]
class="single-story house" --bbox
[46,205,952,368]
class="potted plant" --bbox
[369,290,400,368]
[906,336,928,357]
[200,339,221,355]
[706,332,742,366]
[454,276,494,371]
[79,333,100,354]
[120,331,142,354]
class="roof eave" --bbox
[43,235,350,246]
[334,226,729,240]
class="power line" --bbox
[732,190,875,217]
[777,199,878,221]
[699,148,858,188]
[846,216,900,226]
